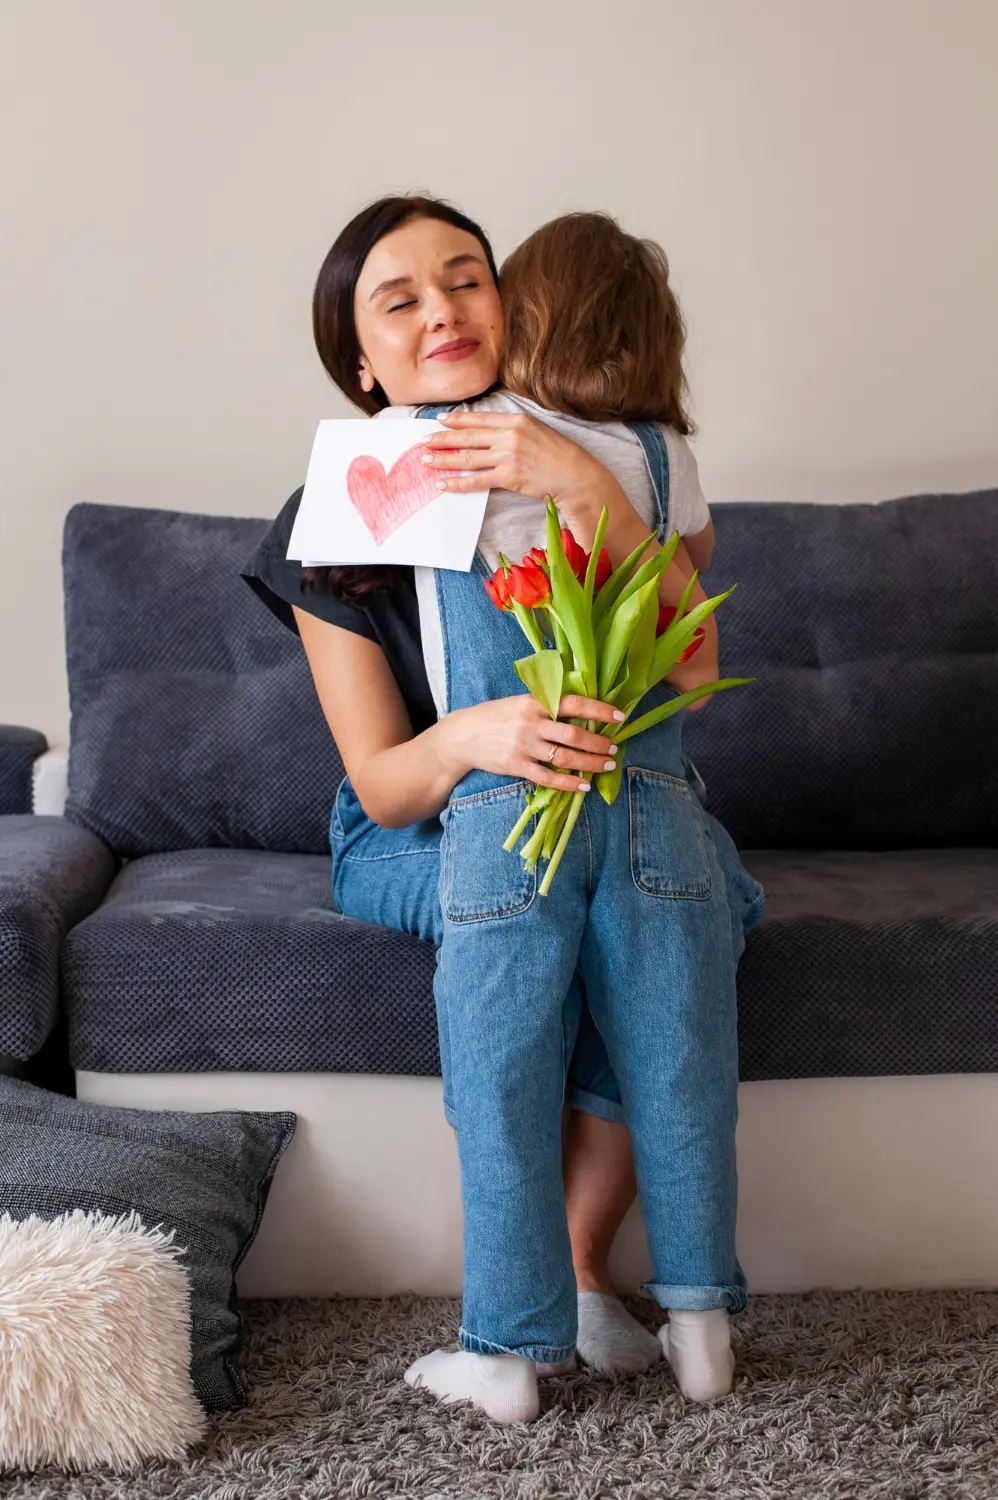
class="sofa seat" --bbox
[736,848,998,1079]
[1,815,118,1060]
[63,845,998,1081]
[62,848,439,1075]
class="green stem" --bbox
[503,799,536,852]
[521,796,562,867]
[539,790,586,896]
[541,793,569,860]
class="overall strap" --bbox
[627,421,671,542]
[416,402,461,419]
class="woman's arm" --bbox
[682,519,715,576]
[293,608,624,828]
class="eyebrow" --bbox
[368,253,486,302]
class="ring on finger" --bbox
[546,743,559,764]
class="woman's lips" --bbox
[427,338,481,362]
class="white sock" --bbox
[404,1349,540,1423]
[658,1309,735,1402]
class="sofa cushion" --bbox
[0,816,118,1061]
[685,489,998,849]
[62,847,997,1082]
[62,504,342,858]
[0,1076,294,1412]
[63,849,439,1076]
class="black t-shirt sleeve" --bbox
[240,486,377,641]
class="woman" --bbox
[243,195,732,1388]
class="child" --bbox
[394,214,763,1421]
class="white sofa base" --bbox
[76,1070,998,1299]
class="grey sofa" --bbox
[2,489,997,1100]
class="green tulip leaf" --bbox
[594,758,624,806]
[514,649,564,721]
[592,532,658,629]
[614,677,754,741]
[651,586,736,682]
[597,576,660,698]
[546,502,597,695]
[583,508,610,604]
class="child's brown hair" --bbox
[500,212,693,434]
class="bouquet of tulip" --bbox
[486,501,751,895]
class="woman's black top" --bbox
[240,487,437,734]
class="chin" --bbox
[430,359,498,404]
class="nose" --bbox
[424,287,463,331]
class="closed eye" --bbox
[387,281,479,313]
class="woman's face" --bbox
[353,216,503,408]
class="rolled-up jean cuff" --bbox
[743,891,767,935]
[642,1281,748,1315]
[459,1329,576,1362]
[565,1085,626,1126]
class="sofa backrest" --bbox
[63,504,342,857]
[63,489,997,856]
[683,489,997,848]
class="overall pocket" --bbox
[441,780,537,923]
[628,766,713,900]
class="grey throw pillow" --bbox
[0,1077,295,1410]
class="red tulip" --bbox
[656,605,706,663]
[485,567,513,611]
[527,547,548,569]
[560,527,588,582]
[591,547,612,592]
[678,629,706,663]
[507,558,552,608]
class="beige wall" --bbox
[2,0,996,746]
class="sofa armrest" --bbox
[32,748,68,816]
[0,726,48,815]
[0,816,118,1062]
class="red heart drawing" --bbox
[346,443,440,546]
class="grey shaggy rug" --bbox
[3,1291,997,1500]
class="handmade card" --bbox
[286,419,489,570]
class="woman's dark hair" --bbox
[304,195,498,605]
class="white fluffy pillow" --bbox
[0,1210,205,1472]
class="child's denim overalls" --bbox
[332,415,764,1361]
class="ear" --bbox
[358,356,375,394]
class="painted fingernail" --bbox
[421,452,435,464]
[607,744,618,755]
[603,760,616,771]
[435,480,447,490]
[579,782,591,792]
[613,710,626,722]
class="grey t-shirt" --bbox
[379,391,711,719]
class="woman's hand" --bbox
[421,409,620,518]
[437,692,624,794]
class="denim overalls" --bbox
[332,415,764,1362]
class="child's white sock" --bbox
[658,1309,735,1402]
[404,1349,539,1423]
[577,1291,662,1375]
